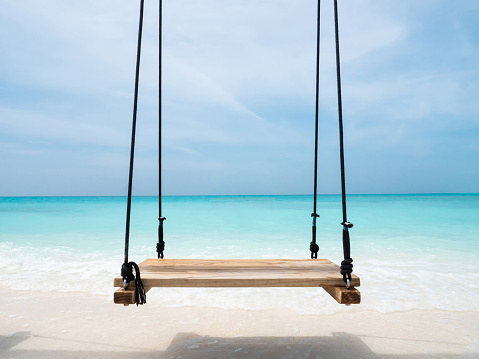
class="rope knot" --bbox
[157,217,166,259]
[121,262,146,306]
[310,242,319,259]
[156,241,165,259]
[121,263,135,285]
[340,258,353,284]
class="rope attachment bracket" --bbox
[341,221,353,229]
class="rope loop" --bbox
[121,261,146,306]
[310,242,319,259]
[340,258,353,285]
[121,262,135,285]
[156,241,165,259]
[157,216,166,259]
[310,213,320,258]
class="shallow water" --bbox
[1,194,478,314]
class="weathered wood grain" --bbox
[323,285,361,305]
[113,288,136,305]
[113,259,360,288]
[113,287,152,305]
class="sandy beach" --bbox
[2,288,478,358]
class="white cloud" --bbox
[0,107,128,147]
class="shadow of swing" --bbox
[163,332,374,358]
[0,332,31,353]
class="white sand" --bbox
[2,289,478,358]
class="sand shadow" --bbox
[0,332,31,352]
[164,332,374,358]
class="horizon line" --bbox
[1,192,478,198]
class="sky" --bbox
[0,0,478,196]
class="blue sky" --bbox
[0,0,478,196]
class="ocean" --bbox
[1,194,478,314]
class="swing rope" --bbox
[121,0,146,305]
[333,0,354,286]
[310,0,321,260]
[157,0,166,259]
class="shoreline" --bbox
[2,289,478,358]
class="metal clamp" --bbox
[341,221,353,229]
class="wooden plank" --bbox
[113,287,152,305]
[114,288,136,305]
[113,259,360,288]
[323,286,361,305]
[140,258,334,270]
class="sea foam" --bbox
[1,194,478,314]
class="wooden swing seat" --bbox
[113,258,360,305]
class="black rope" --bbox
[121,262,146,305]
[157,217,165,259]
[124,0,144,265]
[157,0,166,259]
[334,0,353,285]
[310,0,321,260]
[122,0,146,300]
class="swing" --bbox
[113,0,360,306]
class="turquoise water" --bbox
[1,194,478,314]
